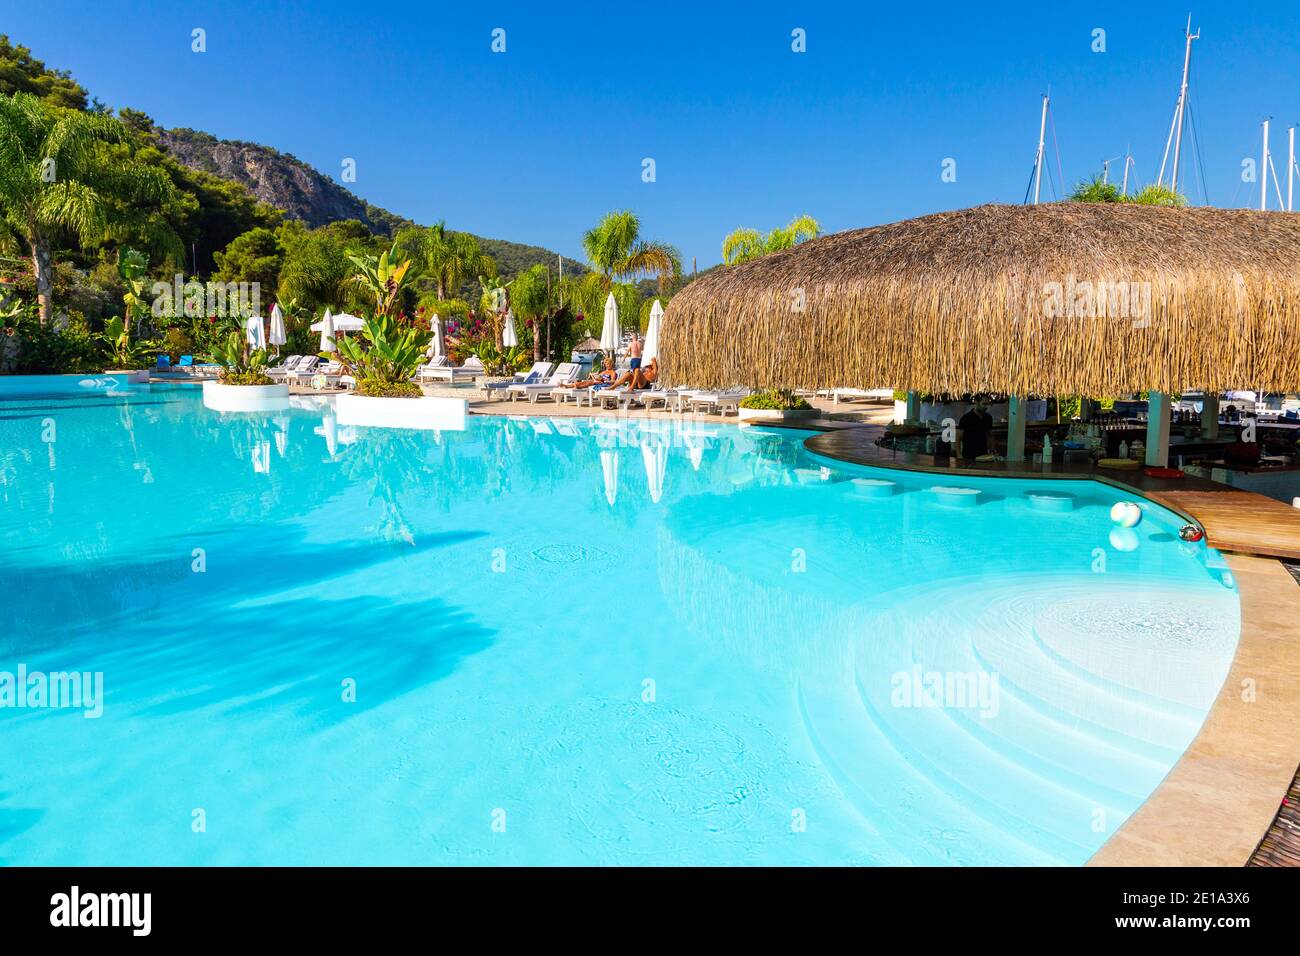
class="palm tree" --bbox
[397,221,495,300]
[0,92,175,324]
[582,210,679,293]
[722,215,820,265]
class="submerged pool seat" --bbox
[849,477,897,498]
[929,485,981,507]
[1028,492,1075,513]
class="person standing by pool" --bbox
[957,397,994,460]
[627,332,643,371]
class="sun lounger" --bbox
[819,387,895,404]
[479,362,554,400]
[507,362,581,403]
[414,355,450,383]
[285,356,322,384]
[267,355,306,380]
[594,385,667,411]
[687,389,748,415]
[423,355,486,383]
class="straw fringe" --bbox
[662,203,1300,395]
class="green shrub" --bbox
[355,378,421,398]
[740,388,811,411]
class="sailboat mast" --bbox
[1289,126,1295,212]
[1170,17,1199,194]
[1033,94,1049,205]
[1261,119,1271,211]
[1122,151,1133,196]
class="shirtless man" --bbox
[627,332,643,371]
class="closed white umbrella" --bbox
[246,314,266,350]
[643,299,664,362]
[599,292,620,354]
[428,313,445,358]
[502,309,518,347]
[315,309,335,352]
[268,303,287,348]
[600,450,619,507]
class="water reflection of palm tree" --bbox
[333,429,430,545]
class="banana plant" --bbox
[347,244,416,319]
[99,315,157,368]
[331,313,431,395]
[118,248,151,336]
[203,329,271,385]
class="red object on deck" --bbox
[1143,466,1185,479]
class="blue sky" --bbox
[9,1,1300,267]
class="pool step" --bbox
[795,679,1062,865]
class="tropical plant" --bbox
[465,338,531,376]
[347,243,417,319]
[739,389,811,410]
[1128,184,1188,207]
[98,315,157,369]
[722,215,820,265]
[276,221,373,314]
[0,91,177,324]
[1068,176,1123,203]
[204,328,271,385]
[509,263,558,362]
[1069,174,1187,207]
[396,221,495,300]
[582,210,679,293]
[117,247,150,335]
[331,313,430,397]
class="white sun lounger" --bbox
[267,355,307,379]
[687,389,747,415]
[507,363,580,403]
[480,362,554,400]
[424,355,486,383]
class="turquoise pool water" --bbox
[0,380,1239,865]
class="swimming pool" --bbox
[0,381,1239,865]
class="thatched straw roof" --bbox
[662,203,1300,395]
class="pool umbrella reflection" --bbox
[641,439,667,503]
[600,449,619,506]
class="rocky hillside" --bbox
[156,127,582,278]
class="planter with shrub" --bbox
[333,314,466,431]
[737,389,818,423]
[201,329,288,411]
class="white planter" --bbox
[737,407,819,424]
[202,380,290,412]
[335,393,467,431]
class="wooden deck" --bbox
[1250,763,1300,866]
[805,425,1300,560]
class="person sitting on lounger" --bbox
[609,357,659,391]
[564,358,617,389]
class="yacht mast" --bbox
[1158,17,1200,190]
[1033,94,1049,205]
